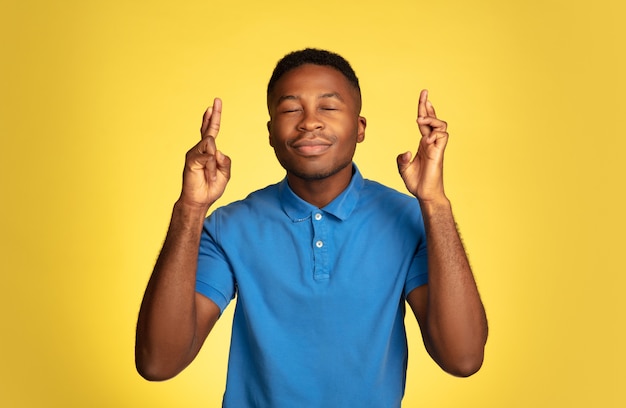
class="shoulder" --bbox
[354,178,424,225]
[202,183,282,235]
[361,178,419,206]
[210,182,281,218]
[201,182,288,249]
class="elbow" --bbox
[428,337,486,378]
[136,360,174,382]
[428,320,489,377]
[136,363,175,382]
[442,352,485,377]
[135,347,182,382]
[438,337,486,377]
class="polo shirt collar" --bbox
[279,163,364,222]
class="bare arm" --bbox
[398,90,487,377]
[135,98,231,381]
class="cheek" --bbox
[268,124,285,148]
[269,121,291,141]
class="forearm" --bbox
[420,198,488,376]
[135,200,209,380]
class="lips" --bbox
[290,136,333,156]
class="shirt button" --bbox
[314,213,322,221]
[315,240,324,248]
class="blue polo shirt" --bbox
[196,165,428,407]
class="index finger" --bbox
[201,97,222,139]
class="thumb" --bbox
[396,151,412,173]
[216,150,232,177]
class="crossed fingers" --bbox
[417,90,447,143]
[198,98,223,154]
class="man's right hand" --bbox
[179,97,231,210]
[135,98,228,381]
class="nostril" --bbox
[298,115,324,131]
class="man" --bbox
[136,48,488,407]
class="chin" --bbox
[286,161,352,181]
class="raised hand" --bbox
[136,99,229,380]
[397,90,449,204]
[179,98,232,209]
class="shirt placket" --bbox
[311,210,329,280]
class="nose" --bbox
[297,109,324,132]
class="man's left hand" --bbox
[397,89,449,204]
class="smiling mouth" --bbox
[291,139,332,156]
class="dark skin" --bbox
[266,64,366,207]
[135,64,487,381]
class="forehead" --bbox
[269,64,356,103]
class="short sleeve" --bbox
[195,212,236,313]
[403,221,429,297]
[404,237,428,297]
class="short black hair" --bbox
[267,48,361,98]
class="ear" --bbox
[267,120,274,147]
[357,116,366,143]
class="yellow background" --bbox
[2,0,624,406]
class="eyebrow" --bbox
[276,92,344,104]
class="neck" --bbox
[286,165,353,208]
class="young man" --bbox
[136,49,488,407]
